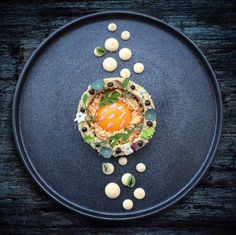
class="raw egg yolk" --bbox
[97,101,131,132]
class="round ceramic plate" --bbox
[13,12,222,220]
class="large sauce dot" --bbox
[97,101,131,132]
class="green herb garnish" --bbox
[140,127,155,140]
[109,127,137,147]
[100,90,120,106]
[102,163,108,174]
[127,175,136,188]
[95,47,106,57]
[83,135,94,144]
[122,77,130,89]
[95,140,109,146]
[82,93,88,105]
[86,114,95,122]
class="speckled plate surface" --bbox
[12,12,222,220]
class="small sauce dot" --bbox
[121,31,131,40]
[122,199,133,210]
[134,188,145,199]
[136,163,146,172]
[108,23,117,32]
[118,157,128,166]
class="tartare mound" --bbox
[75,77,157,158]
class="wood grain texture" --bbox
[0,0,235,234]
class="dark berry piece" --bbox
[130,85,135,90]
[147,121,153,127]
[145,100,151,106]
[95,143,101,148]
[138,140,143,147]
[115,147,121,154]
[107,82,113,87]
[82,127,87,132]
[80,107,85,113]
[89,89,95,95]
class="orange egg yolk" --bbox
[97,101,131,132]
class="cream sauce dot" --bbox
[136,163,146,172]
[121,31,131,40]
[120,68,131,78]
[108,23,117,32]
[104,38,119,52]
[122,199,133,210]
[118,157,128,166]
[105,182,120,199]
[133,62,144,74]
[134,188,145,200]
[103,57,117,72]
[119,48,132,61]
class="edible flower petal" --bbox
[100,147,113,159]
[91,79,104,91]
[74,112,86,123]
[120,143,133,155]
[144,108,156,121]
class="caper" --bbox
[89,89,95,95]
[145,100,151,106]
[107,82,113,87]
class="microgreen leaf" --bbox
[100,90,120,106]
[122,135,130,142]
[95,47,106,56]
[102,163,109,174]
[140,127,155,140]
[127,175,136,188]
[122,127,135,141]
[111,90,120,98]
[95,140,109,146]
[110,139,118,148]
[110,133,126,139]
[82,93,88,105]
[122,77,130,89]
[102,163,108,172]
[83,135,94,144]
[108,127,137,147]
[104,91,109,99]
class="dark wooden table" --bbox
[1,1,235,234]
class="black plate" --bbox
[12,12,222,220]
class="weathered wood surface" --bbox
[0,0,235,234]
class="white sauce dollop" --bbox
[103,57,117,72]
[122,199,133,210]
[105,182,120,199]
[134,188,145,200]
[104,38,119,52]
[108,23,117,32]
[120,68,131,78]
[118,157,128,166]
[119,48,132,61]
[121,31,131,40]
[121,173,131,186]
[133,62,144,74]
[136,163,146,172]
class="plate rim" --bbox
[12,11,223,221]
